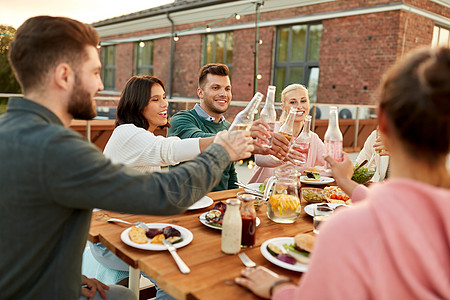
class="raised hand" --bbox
[214,130,254,161]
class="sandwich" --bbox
[304,167,321,180]
[288,233,314,264]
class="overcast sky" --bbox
[0,0,175,28]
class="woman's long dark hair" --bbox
[115,75,170,130]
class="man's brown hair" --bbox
[8,16,99,93]
[198,63,229,89]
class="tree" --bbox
[0,25,21,94]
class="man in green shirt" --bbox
[167,64,243,191]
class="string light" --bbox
[258,39,263,45]
[256,74,262,80]
[139,41,145,48]
[97,44,102,49]
[173,33,179,41]
[206,25,211,32]
[235,13,241,20]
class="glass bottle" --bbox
[238,193,257,248]
[289,115,312,166]
[278,107,297,142]
[229,92,263,131]
[324,106,343,169]
[258,86,277,148]
[221,199,242,254]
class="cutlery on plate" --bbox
[235,182,264,197]
[107,218,149,230]
[238,253,279,277]
[162,238,190,274]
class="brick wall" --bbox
[98,0,445,106]
[318,11,401,105]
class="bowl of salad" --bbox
[351,165,375,184]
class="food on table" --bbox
[266,234,314,265]
[131,225,183,244]
[213,201,227,213]
[205,209,224,227]
[129,226,148,244]
[145,228,163,238]
[301,187,328,203]
[324,186,352,205]
[258,183,266,193]
[269,194,301,216]
[304,167,321,180]
[151,233,165,244]
[163,226,181,238]
[351,165,375,184]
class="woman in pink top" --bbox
[235,46,450,299]
[248,84,325,183]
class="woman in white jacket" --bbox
[103,75,215,173]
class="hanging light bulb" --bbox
[256,74,262,80]
[206,25,211,32]
[258,39,263,45]
[235,13,241,20]
[96,44,102,49]
[139,41,145,48]
[173,33,179,42]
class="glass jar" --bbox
[264,164,302,223]
[238,193,257,248]
[221,199,242,254]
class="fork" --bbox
[238,253,280,277]
[107,218,149,230]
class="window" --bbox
[273,24,322,102]
[432,25,450,48]
[101,46,116,90]
[203,32,233,73]
[134,40,154,75]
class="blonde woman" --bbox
[249,84,325,183]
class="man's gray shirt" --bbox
[0,98,230,299]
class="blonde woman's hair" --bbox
[279,84,309,122]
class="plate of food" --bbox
[244,183,265,194]
[323,186,352,205]
[300,176,334,185]
[304,203,349,217]
[188,196,214,210]
[260,234,314,272]
[199,201,260,230]
[120,223,193,251]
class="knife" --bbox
[162,238,190,274]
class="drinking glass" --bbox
[313,206,333,234]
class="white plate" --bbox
[260,237,308,272]
[300,176,334,185]
[120,223,193,251]
[244,183,264,194]
[304,203,349,217]
[199,213,261,230]
[188,196,214,210]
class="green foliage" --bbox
[0,25,21,94]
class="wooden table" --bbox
[88,188,315,300]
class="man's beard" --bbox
[68,75,97,120]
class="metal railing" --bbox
[1,93,378,149]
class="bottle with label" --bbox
[221,199,242,254]
[289,115,312,166]
[229,92,263,131]
[238,193,257,248]
[324,106,343,169]
[258,86,277,148]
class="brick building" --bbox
[93,0,449,113]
